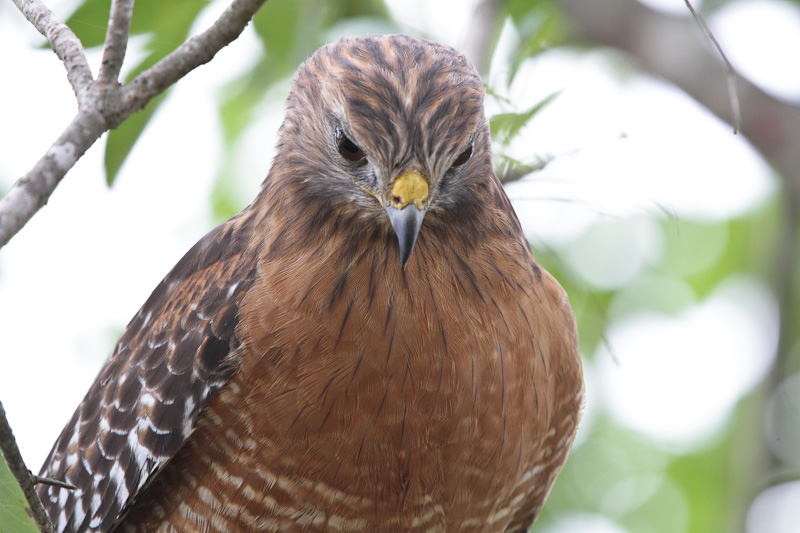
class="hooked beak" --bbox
[385,170,429,268]
[386,204,426,268]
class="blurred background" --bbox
[1,0,798,531]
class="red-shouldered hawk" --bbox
[38,34,583,532]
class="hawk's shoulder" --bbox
[38,210,259,532]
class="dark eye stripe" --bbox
[335,127,366,163]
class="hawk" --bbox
[38,34,584,532]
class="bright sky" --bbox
[1,0,798,531]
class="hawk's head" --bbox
[267,34,497,268]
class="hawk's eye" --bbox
[451,144,473,168]
[335,128,366,164]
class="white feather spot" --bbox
[139,392,156,408]
[146,337,167,349]
[127,429,152,477]
[96,437,109,460]
[519,463,545,485]
[57,486,69,507]
[71,500,86,529]
[147,418,172,435]
[90,492,102,514]
[67,422,81,447]
[109,461,129,504]
[227,281,239,297]
[81,456,94,476]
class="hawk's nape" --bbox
[38,34,583,532]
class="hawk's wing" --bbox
[38,212,259,533]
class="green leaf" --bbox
[210,166,246,222]
[217,0,326,146]
[65,0,212,52]
[103,1,212,184]
[489,91,560,144]
[666,390,771,533]
[494,153,550,184]
[0,449,39,533]
[62,0,112,48]
[321,0,391,26]
[214,0,396,208]
[219,63,273,147]
[484,85,513,106]
[104,93,166,185]
[504,0,566,82]
[660,201,781,300]
[66,0,212,184]
[253,0,322,81]
[221,0,395,146]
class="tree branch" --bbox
[98,0,135,84]
[0,400,53,533]
[0,0,270,250]
[11,0,93,99]
[122,0,268,114]
[0,108,108,248]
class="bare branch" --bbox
[122,0,268,114]
[0,108,108,248]
[0,400,53,533]
[11,0,93,99]
[98,0,135,84]
[1,0,270,250]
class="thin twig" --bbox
[0,400,53,533]
[684,0,741,133]
[32,474,77,490]
[122,0,268,112]
[11,0,93,99]
[98,0,135,84]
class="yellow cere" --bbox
[390,170,429,210]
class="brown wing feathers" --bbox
[37,212,259,532]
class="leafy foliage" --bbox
[0,449,38,533]
[490,91,560,145]
[505,0,566,82]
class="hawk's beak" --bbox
[385,170,428,268]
